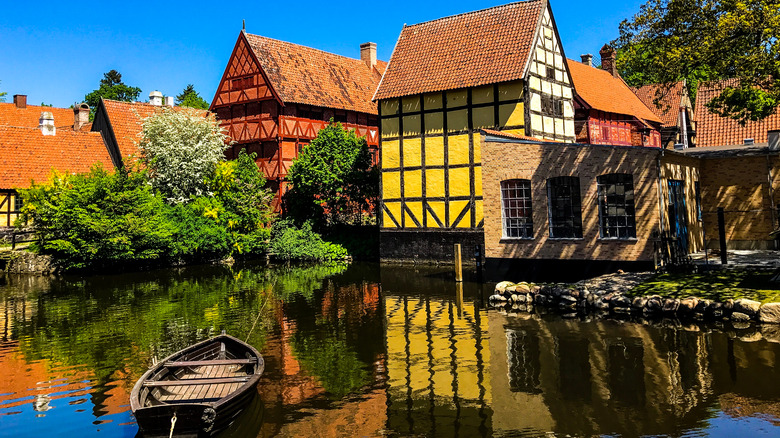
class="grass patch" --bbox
[628,270,780,303]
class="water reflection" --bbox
[0,263,779,437]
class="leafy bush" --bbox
[138,107,229,202]
[164,197,231,262]
[18,167,173,270]
[269,219,349,261]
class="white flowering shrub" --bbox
[138,108,230,202]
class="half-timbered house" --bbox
[568,48,662,147]
[0,119,112,228]
[210,31,386,210]
[374,0,576,261]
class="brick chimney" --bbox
[13,94,27,109]
[73,103,90,130]
[599,44,618,77]
[39,112,56,136]
[581,54,593,67]
[149,90,163,106]
[360,42,377,69]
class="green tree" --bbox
[138,107,229,202]
[285,121,378,227]
[84,70,141,119]
[0,80,7,102]
[176,84,210,109]
[614,0,780,123]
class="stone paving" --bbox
[690,249,780,270]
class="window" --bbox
[597,173,636,239]
[546,66,555,80]
[13,195,23,212]
[547,176,582,238]
[694,181,702,221]
[501,179,533,238]
[541,95,564,117]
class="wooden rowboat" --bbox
[130,333,264,437]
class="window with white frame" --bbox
[597,173,636,238]
[501,179,533,238]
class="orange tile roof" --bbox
[694,78,780,147]
[0,126,113,189]
[373,0,544,101]
[633,81,688,128]
[101,100,210,161]
[566,59,662,124]
[244,33,386,115]
[0,102,75,129]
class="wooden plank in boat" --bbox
[166,358,256,367]
[143,376,250,387]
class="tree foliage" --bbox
[285,121,378,227]
[175,84,210,110]
[0,80,7,103]
[138,108,229,202]
[18,167,174,270]
[614,0,780,123]
[84,70,141,119]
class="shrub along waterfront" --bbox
[16,108,348,271]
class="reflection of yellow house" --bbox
[384,293,492,435]
[375,1,575,261]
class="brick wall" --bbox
[700,154,780,249]
[481,137,663,262]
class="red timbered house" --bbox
[211,31,386,210]
[568,47,662,147]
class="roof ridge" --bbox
[245,33,383,66]
[404,0,541,29]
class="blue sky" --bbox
[0,0,646,108]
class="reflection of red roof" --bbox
[0,103,75,130]
[374,1,544,100]
[567,59,661,124]
[245,34,386,115]
[694,79,780,147]
[482,129,562,143]
[101,100,209,161]
[0,126,112,189]
[633,82,689,128]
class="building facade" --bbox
[633,81,696,149]
[568,47,662,148]
[375,0,576,261]
[210,31,384,210]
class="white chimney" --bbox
[39,112,56,136]
[769,130,780,150]
[149,91,163,106]
[165,96,175,107]
[360,42,377,69]
[581,54,593,67]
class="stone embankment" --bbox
[489,271,780,325]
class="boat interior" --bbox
[140,339,258,406]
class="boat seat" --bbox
[143,376,251,387]
[165,358,257,367]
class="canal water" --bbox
[1,262,779,437]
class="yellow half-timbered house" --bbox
[374,0,575,261]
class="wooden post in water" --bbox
[455,281,464,318]
[717,207,727,265]
[454,243,463,282]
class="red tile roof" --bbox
[101,100,210,161]
[0,103,75,130]
[566,59,662,124]
[0,126,112,189]
[373,0,545,101]
[633,82,688,128]
[244,33,386,115]
[694,79,780,147]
